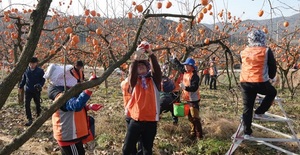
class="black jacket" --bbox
[19,67,45,92]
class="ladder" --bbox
[226,96,300,155]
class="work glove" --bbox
[86,104,103,111]
[89,74,98,81]
[138,41,150,50]
[171,53,176,60]
[269,78,276,83]
[34,84,42,92]
[135,47,145,60]
[179,83,186,90]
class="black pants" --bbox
[160,93,178,123]
[210,75,217,89]
[25,91,41,120]
[204,74,210,85]
[60,141,85,155]
[241,82,277,135]
[123,119,157,155]
[125,117,143,155]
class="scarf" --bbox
[138,72,151,89]
[247,30,266,47]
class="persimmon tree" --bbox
[271,25,300,98]
[1,0,299,154]
[0,0,194,154]
[0,0,52,110]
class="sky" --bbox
[1,0,300,24]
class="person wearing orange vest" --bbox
[70,60,85,83]
[203,63,210,85]
[122,41,162,155]
[209,57,217,89]
[240,30,277,139]
[44,64,102,155]
[121,78,144,155]
[171,57,203,140]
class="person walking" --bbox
[203,64,210,85]
[240,30,277,139]
[122,41,162,155]
[209,57,218,90]
[171,56,203,140]
[19,57,45,126]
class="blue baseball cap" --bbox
[182,58,195,67]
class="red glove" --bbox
[89,74,97,81]
[138,41,150,50]
[86,104,103,111]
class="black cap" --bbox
[76,60,84,67]
[30,57,38,63]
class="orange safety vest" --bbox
[126,78,160,121]
[240,47,269,82]
[209,62,217,76]
[52,94,89,142]
[203,68,209,74]
[121,78,131,108]
[182,72,200,101]
[70,68,84,83]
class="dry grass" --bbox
[1,72,300,155]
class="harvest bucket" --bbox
[173,103,189,117]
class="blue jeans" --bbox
[123,119,157,155]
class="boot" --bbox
[25,120,32,126]
[194,119,203,139]
[188,121,196,140]
[172,116,178,125]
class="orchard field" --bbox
[0,0,300,154]
[0,69,300,155]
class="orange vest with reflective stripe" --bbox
[126,78,160,121]
[70,68,84,83]
[240,47,269,82]
[52,94,89,142]
[182,72,200,101]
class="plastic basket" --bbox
[173,103,189,117]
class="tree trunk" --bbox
[0,11,149,154]
[0,54,133,154]
[0,0,52,110]
[280,76,285,90]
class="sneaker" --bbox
[243,134,252,140]
[253,114,271,120]
[25,120,32,126]
[172,117,178,125]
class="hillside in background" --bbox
[205,13,300,45]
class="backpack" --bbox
[161,76,175,92]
